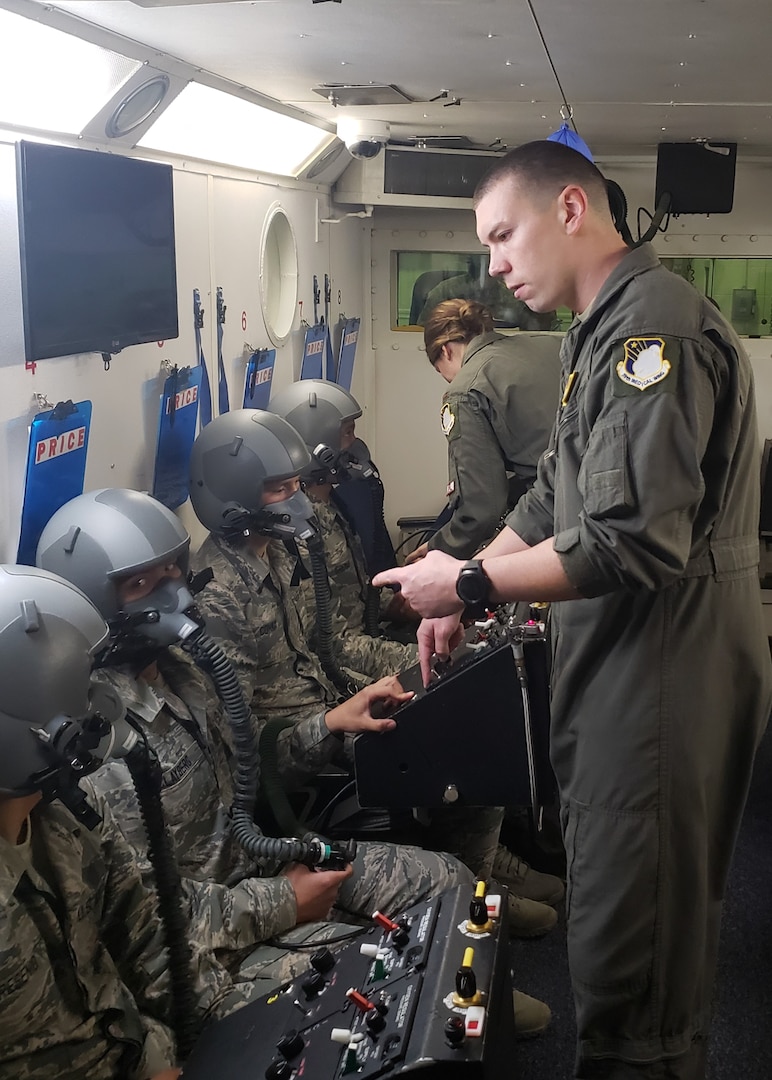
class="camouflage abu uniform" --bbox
[0,794,254,1080]
[83,650,469,990]
[192,532,348,790]
[192,533,503,880]
[296,497,417,678]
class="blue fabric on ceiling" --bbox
[547,122,594,162]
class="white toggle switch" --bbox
[486,894,502,918]
[359,943,380,958]
[330,1028,354,1044]
[465,1006,486,1038]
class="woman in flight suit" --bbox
[408,298,561,563]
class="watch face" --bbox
[457,565,487,605]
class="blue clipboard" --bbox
[300,323,328,380]
[17,399,92,565]
[152,365,203,510]
[336,317,360,390]
[243,349,276,409]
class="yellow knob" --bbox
[462,947,474,969]
[474,881,486,899]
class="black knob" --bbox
[265,1060,293,1080]
[301,970,326,999]
[455,965,477,1001]
[445,1016,465,1047]
[277,1028,304,1060]
[468,896,488,926]
[366,1009,386,1034]
[391,926,409,948]
[310,947,335,973]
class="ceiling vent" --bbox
[312,84,412,107]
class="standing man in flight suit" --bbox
[374,140,772,1080]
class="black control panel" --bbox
[180,883,515,1079]
[354,612,554,812]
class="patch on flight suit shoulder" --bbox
[612,337,680,396]
[440,402,459,439]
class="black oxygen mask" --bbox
[337,437,376,480]
[254,488,319,542]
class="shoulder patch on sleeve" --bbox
[613,337,680,396]
[440,401,459,439]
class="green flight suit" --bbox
[429,330,561,559]
[507,243,772,1078]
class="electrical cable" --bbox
[265,926,367,950]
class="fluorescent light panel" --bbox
[139,82,329,176]
[0,9,140,134]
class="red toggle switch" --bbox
[346,987,375,1014]
[372,910,400,933]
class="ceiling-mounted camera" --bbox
[337,117,390,160]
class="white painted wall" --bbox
[0,136,365,560]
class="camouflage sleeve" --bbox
[94,795,256,1025]
[328,625,418,681]
[182,872,298,952]
[273,709,351,791]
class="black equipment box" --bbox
[354,625,554,811]
[655,141,736,216]
[180,883,515,1079]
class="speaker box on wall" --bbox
[655,142,737,215]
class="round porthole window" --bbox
[260,204,298,347]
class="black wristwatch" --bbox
[455,559,491,618]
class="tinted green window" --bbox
[661,258,772,336]
[393,250,572,331]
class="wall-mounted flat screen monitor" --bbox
[17,140,179,361]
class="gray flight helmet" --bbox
[36,488,190,624]
[268,379,361,457]
[189,408,311,534]
[0,564,109,795]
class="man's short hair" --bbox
[474,140,610,214]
